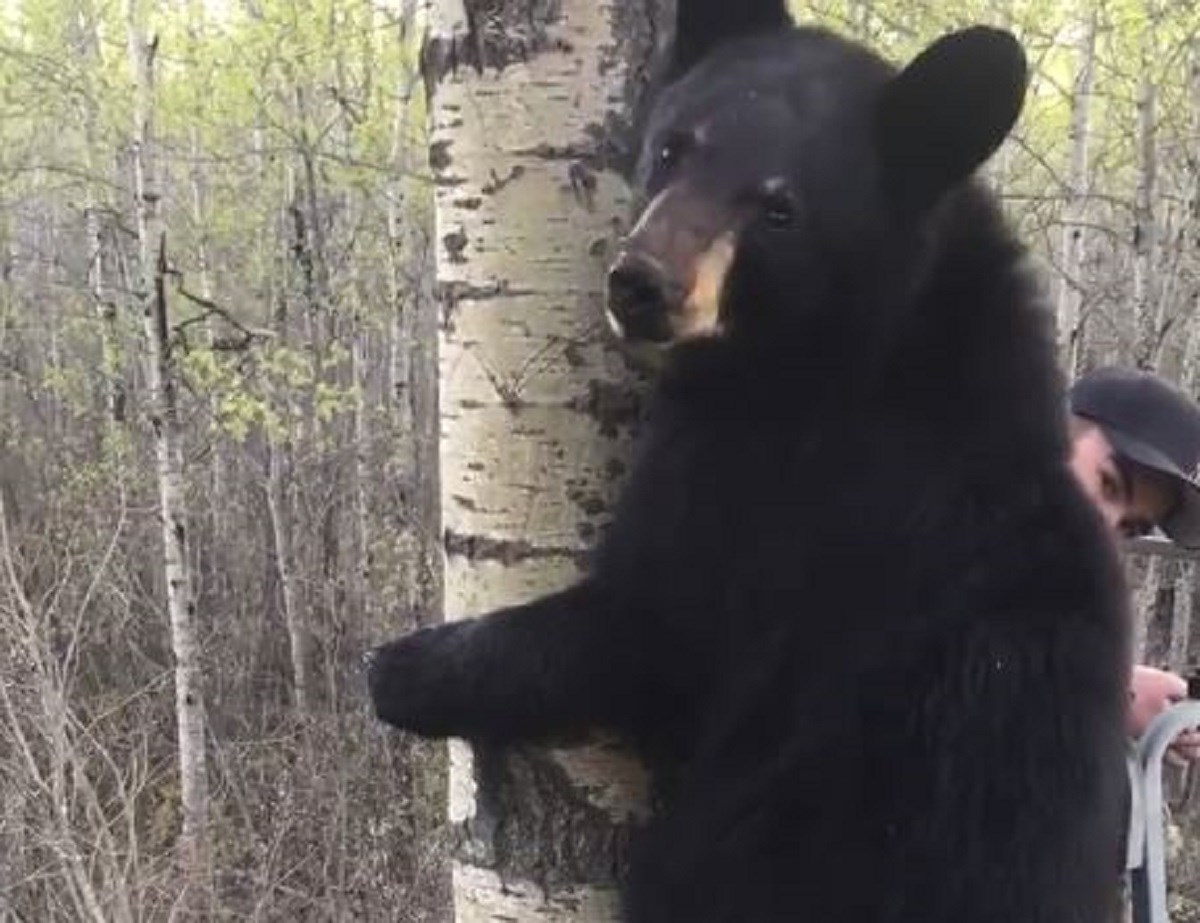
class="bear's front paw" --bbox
[366,624,465,737]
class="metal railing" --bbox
[1127,700,1200,923]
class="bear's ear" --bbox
[668,0,792,79]
[875,26,1027,213]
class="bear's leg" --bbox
[367,580,639,745]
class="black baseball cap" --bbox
[1069,367,1200,549]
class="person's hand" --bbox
[1129,665,1200,766]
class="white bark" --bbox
[1169,566,1193,671]
[265,430,309,714]
[1132,557,1161,662]
[344,160,372,623]
[267,169,312,715]
[387,5,416,438]
[83,47,123,432]
[851,0,872,39]
[187,121,227,548]
[430,0,657,918]
[125,0,210,901]
[87,209,123,426]
[1181,41,1200,384]
[352,312,372,610]
[1133,30,1159,367]
[1056,11,1096,373]
[386,1,435,615]
[985,0,1013,192]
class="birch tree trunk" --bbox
[1057,10,1096,373]
[351,297,373,617]
[1133,16,1160,368]
[88,208,123,428]
[1181,39,1200,382]
[268,169,313,716]
[425,0,664,918]
[83,119,123,431]
[125,0,210,905]
[1130,8,1166,673]
[265,427,308,713]
[387,0,440,618]
[985,0,1013,193]
[851,0,872,40]
[69,0,125,433]
[387,3,415,596]
[187,123,228,552]
[1178,41,1200,672]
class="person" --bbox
[1068,366,1200,764]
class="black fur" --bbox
[369,4,1131,920]
[668,0,792,80]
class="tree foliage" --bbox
[0,0,443,918]
[3,0,1200,916]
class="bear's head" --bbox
[606,2,1028,371]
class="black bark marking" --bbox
[420,0,572,93]
[443,528,587,567]
[443,228,470,264]
[482,165,526,195]
[430,139,453,172]
[437,279,534,334]
[469,744,634,886]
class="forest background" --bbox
[3,0,1200,919]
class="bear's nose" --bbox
[607,255,677,342]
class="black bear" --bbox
[369,1,1132,920]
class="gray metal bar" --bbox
[1127,751,1147,873]
[1128,701,1200,923]
[1126,536,1200,561]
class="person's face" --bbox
[1068,419,1179,540]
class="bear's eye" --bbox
[657,131,691,172]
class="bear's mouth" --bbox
[606,232,735,346]
[606,253,681,344]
